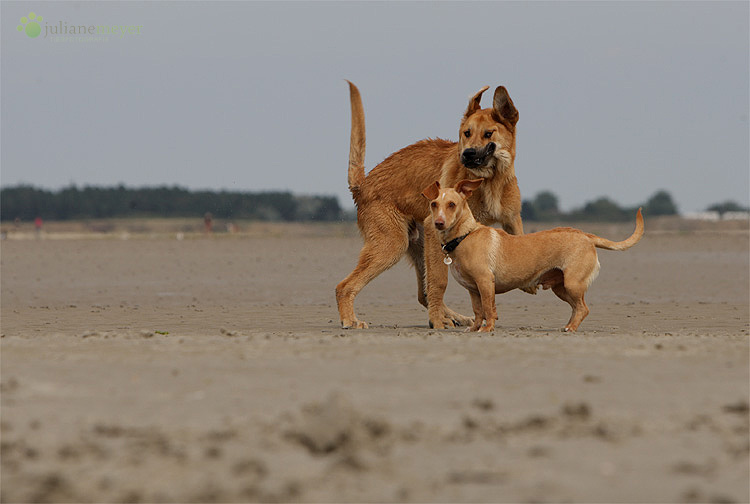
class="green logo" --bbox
[17,12,42,38]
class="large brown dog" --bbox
[423,179,644,332]
[336,82,524,329]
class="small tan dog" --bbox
[423,179,644,332]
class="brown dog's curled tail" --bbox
[590,208,645,251]
[346,80,366,199]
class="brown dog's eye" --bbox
[463,130,471,138]
[484,131,493,139]
[448,202,456,208]
[431,201,437,208]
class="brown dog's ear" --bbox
[493,86,519,126]
[421,181,441,200]
[464,86,490,118]
[455,178,484,198]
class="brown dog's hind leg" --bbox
[336,215,410,329]
[405,227,428,308]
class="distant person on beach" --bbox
[204,212,213,234]
[34,217,43,238]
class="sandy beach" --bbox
[1,221,748,503]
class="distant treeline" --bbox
[523,189,748,222]
[0,185,343,222]
[2,184,746,224]
[523,189,679,222]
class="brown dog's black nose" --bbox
[461,148,479,165]
[461,143,495,167]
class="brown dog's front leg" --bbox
[423,217,473,328]
[501,180,524,236]
[424,218,449,328]
[507,214,524,236]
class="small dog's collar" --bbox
[441,232,471,254]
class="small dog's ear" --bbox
[464,86,490,119]
[456,178,484,197]
[493,86,519,126]
[421,181,441,200]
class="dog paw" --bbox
[443,309,474,327]
[341,319,369,329]
[521,285,539,295]
[443,317,458,328]
[429,319,451,329]
[428,317,455,329]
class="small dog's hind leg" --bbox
[552,283,589,332]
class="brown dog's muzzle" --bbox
[461,142,496,169]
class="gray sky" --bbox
[2,1,748,213]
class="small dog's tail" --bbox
[590,208,644,251]
[346,80,366,199]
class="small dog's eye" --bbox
[463,130,471,138]
[484,130,493,139]
[431,201,437,208]
[448,202,456,208]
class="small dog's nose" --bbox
[434,219,445,230]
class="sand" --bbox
[1,221,748,503]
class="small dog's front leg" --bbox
[476,277,497,333]
[466,290,484,332]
